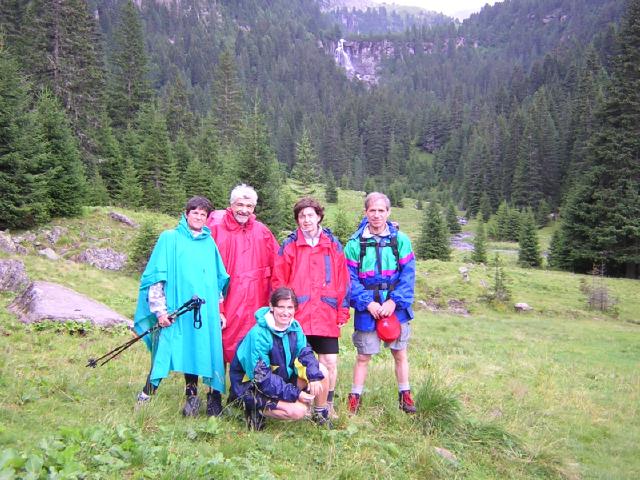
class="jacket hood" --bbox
[178,214,211,239]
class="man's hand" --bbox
[378,299,396,318]
[220,313,227,330]
[298,390,315,404]
[157,313,172,327]
[367,301,383,319]
[306,380,324,397]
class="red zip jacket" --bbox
[273,227,350,338]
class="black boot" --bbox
[206,390,223,417]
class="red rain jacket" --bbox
[207,208,279,363]
[273,228,350,338]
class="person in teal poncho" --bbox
[134,196,229,417]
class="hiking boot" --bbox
[245,407,265,431]
[182,395,201,417]
[347,393,361,414]
[206,390,223,417]
[312,407,333,429]
[135,391,150,409]
[399,390,417,414]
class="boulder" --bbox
[433,446,459,466]
[38,247,59,260]
[45,226,67,245]
[0,231,17,254]
[8,281,131,327]
[514,302,533,312]
[109,211,138,228]
[0,259,29,293]
[76,248,127,271]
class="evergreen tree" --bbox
[363,177,376,194]
[164,75,195,141]
[107,0,150,129]
[19,0,107,157]
[237,101,285,232]
[417,201,451,261]
[183,157,213,201]
[193,115,220,167]
[330,208,352,245]
[325,171,338,204]
[472,214,488,264]
[559,0,640,276]
[85,169,110,206]
[446,201,461,234]
[94,121,123,198]
[173,134,194,175]
[518,208,542,267]
[159,157,186,217]
[548,227,572,270]
[138,107,174,209]
[117,156,143,208]
[128,220,160,273]
[291,127,320,195]
[479,191,492,221]
[0,48,49,228]
[34,89,86,218]
[212,50,243,145]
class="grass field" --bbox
[1,199,639,479]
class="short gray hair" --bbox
[364,192,390,210]
[229,184,258,205]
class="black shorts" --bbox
[306,335,339,354]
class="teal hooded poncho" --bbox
[134,215,229,392]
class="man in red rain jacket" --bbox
[207,184,279,378]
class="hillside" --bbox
[1,194,639,478]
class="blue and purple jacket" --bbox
[344,220,416,332]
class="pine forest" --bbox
[1,0,638,277]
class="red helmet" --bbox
[376,313,401,342]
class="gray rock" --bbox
[0,259,29,293]
[0,231,17,254]
[448,299,470,317]
[8,281,131,327]
[12,232,37,244]
[109,211,138,228]
[433,446,459,466]
[76,248,127,271]
[38,247,59,260]
[46,226,67,245]
[514,302,533,312]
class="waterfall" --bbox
[334,38,355,79]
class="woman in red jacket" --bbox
[273,197,350,417]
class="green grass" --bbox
[1,202,639,478]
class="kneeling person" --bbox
[230,287,330,430]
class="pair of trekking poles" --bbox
[86,295,205,368]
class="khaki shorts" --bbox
[352,322,411,355]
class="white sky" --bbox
[374,1,500,20]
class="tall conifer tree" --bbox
[107,0,150,129]
[558,0,640,276]
[34,89,86,218]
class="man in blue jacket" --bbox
[230,287,330,430]
[344,192,417,414]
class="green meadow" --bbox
[1,196,639,479]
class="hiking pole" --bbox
[86,295,206,368]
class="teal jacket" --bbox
[134,215,229,391]
[230,307,323,408]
